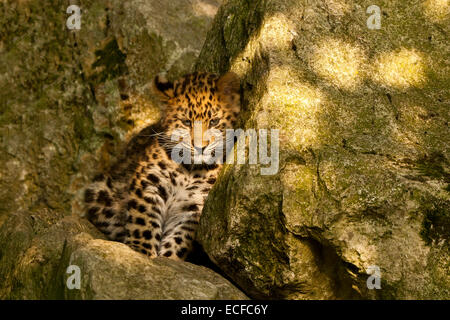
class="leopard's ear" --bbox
[152,74,175,102]
[217,72,240,96]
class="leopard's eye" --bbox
[182,119,192,127]
[209,118,220,126]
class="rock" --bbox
[0,211,106,299]
[196,0,450,299]
[0,212,247,299]
[65,238,247,300]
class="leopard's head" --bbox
[152,71,240,164]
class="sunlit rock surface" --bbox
[196,0,449,299]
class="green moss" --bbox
[445,184,450,193]
[420,199,450,246]
[73,110,95,144]
[416,152,450,182]
[90,39,128,83]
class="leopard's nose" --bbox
[194,146,207,154]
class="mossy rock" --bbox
[0,212,247,299]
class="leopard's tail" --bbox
[83,174,128,242]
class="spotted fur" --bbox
[84,72,240,260]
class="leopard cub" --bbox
[84,72,240,260]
